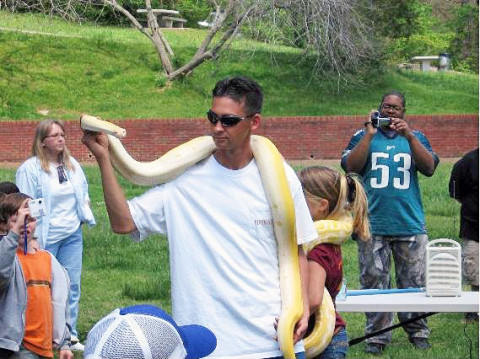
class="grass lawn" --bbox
[0,161,478,359]
[0,11,478,121]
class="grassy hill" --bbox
[0,11,478,121]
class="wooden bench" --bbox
[160,16,187,28]
[410,56,440,72]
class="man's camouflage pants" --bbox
[356,234,430,344]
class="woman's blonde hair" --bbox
[32,119,73,173]
[299,165,370,241]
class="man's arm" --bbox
[391,118,437,176]
[449,159,464,202]
[293,245,310,343]
[344,133,374,174]
[344,122,375,174]
[406,134,437,176]
[81,132,136,234]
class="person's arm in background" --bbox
[81,131,136,234]
[307,259,326,317]
[449,157,465,202]
[16,161,38,199]
[341,113,375,174]
[390,118,438,176]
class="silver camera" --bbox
[371,111,391,128]
[28,198,46,218]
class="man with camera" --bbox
[341,91,439,355]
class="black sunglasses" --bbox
[57,165,68,184]
[207,110,254,127]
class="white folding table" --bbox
[336,291,479,313]
[336,291,479,346]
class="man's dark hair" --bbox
[0,182,19,195]
[381,91,406,108]
[212,77,263,116]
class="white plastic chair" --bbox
[426,238,462,297]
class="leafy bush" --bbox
[380,2,451,64]
[370,0,424,39]
[389,32,454,64]
[448,3,479,73]
[79,0,154,25]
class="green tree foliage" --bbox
[373,1,451,65]
[369,0,423,39]
[159,0,211,26]
[79,0,212,26]
[367,0,478,73]
[448,3,479,73]
[79,0,150,25]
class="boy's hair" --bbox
[0,192,31,225]
[212,76,263,116]
[31,119,74,173]
[299,165,370,240]
[0,182,19,195]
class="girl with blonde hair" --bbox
[299,165,370,359]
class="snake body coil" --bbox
[80,114,335,358]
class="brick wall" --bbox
[1,114,477,164]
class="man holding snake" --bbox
[82,76,318,358]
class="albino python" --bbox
[80,114,337,359]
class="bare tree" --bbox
[2,0,374,82]
[250,0,374,79]
[104,0,259,80]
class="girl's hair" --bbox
[31,119,73,173]
[299,165,370,240]
[0,192,31,225]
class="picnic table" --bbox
[410,55,440,72]
[161,16,187,28]
[136,9,187,28]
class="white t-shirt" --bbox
[128,155,317,358]
[47,164,81,243]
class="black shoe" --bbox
[410,337,431,350]
[365,343,385,355]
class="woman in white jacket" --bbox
[16,119,96,351]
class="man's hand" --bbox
[293,311,309,343]
[273,314,308,343]
[364,110,378,136]
[81,130,110,160]
[390,117,413,139]
[58,349,74,359]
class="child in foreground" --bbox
[84,304,217,359]
[0,193,73,359]
[299,166,370,359]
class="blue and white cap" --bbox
[84,304,217,359]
